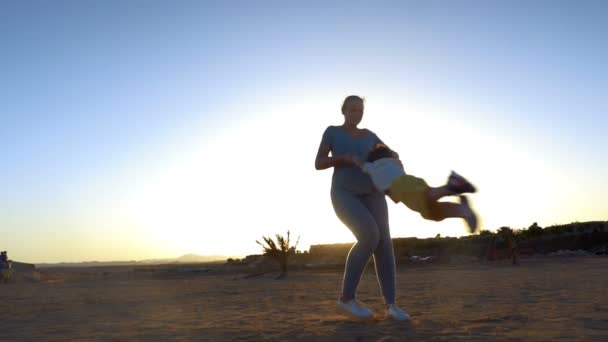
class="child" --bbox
[362,144,479,232]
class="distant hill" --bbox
[36,254,234,268]
[175,253,227,263]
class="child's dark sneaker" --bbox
[447,171,477,194]
[459,195,479,233]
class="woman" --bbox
[315,95,409,321]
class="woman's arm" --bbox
[315,143,361,170]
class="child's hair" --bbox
[341,95,365,114]
[367,144,398,162]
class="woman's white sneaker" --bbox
[336,299,374,320]
[385,304,410,321]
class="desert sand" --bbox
[1,257,607,341]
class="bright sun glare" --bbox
[120,89,580,258]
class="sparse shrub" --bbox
[256,230,300,279]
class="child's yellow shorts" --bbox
[387,175,441,221]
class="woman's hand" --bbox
[315,143,363,170]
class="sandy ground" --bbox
[1,257,607,341]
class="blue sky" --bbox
[1,1,606,263]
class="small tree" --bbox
[478,230,495,238]
[527,222,543,237]
[497,226,513,235]
[256,230,300,279]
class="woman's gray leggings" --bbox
[331,187,396,304]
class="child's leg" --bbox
[427,196,478,233]
[426,186,452,202]
[428,201,466,220]
[426,171,477,202]
[390,175,478,233]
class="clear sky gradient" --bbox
[2,1,606,263]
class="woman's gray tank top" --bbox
[320,125,383,194]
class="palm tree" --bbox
[256,230,300,279]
